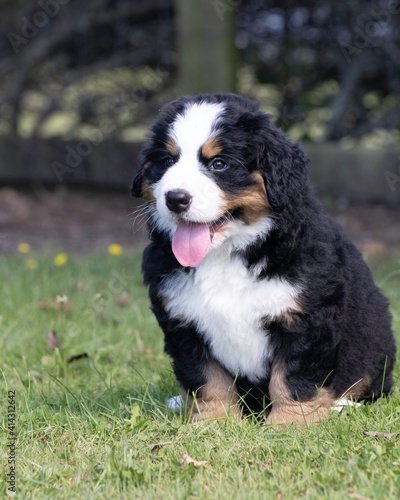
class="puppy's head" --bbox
[132,94,309,267]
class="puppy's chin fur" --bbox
[132,93,396,425]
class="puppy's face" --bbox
[133,95,300,267]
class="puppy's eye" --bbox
[211,159,228,171]
[165,157,174,167]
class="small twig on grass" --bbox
[349,493,372,500]
[363,431,400,439]
[37,300,73,310]
[179,452,210,467]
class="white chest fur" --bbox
[160,250,300,383]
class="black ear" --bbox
[131,145,149,198]
[255,123,309,211]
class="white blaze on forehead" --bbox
[153,101,226,226]
[169,101,225,156]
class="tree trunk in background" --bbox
[175,0,237,95]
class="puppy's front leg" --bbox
[180,361,242,422]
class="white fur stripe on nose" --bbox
[155,101,227,225]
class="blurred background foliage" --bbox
[0,0,399,148]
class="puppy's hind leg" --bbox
[266,361,334,426]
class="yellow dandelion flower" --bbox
[18,243,31,253]
[108,244,123,256]
[54,253,68,266]
[26,259,38,270]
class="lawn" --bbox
[0,251,399,499]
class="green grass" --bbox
[0,252,399,499]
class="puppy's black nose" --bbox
[165,189,192,214]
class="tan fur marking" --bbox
[223,172,271,224]
[276,310,299,326]
[251,171,266,192]
[136,162,156,203]
[137,162,156,203]
[181,361,242,422]
[166,137,179,157]
[341,376,372,400]
[201,137,223,159]
[267,362,335,426]
[141,178,156,203]
[276,300,303,326]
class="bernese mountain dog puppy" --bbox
[131,93,396,425]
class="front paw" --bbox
[184,396,242,422]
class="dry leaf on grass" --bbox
[66,352,89,363]
[363,431,400,438]
[179,452,210,467]
[349,493,372,500]
[47,330,60,350]
[151,445,160,456]
[116,292,129,306]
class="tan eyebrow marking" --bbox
[166,137,179,157]
[201,137,223,160]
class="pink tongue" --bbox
[172,221,211,267]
